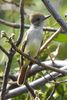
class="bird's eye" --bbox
[36,18,40,21]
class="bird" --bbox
[17,13,50,85]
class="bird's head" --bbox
[30,13,51,27]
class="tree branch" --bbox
[1,53,13,100]
[10,60,67,82]
[0,60,67,83]
[13,45,67,74]
[47,84,57,100]
[0,18,65,33]
[42,0,67,31]
[2,0,19,7]
[25,82,36,98]
[28,60,67,77]
[4,60,67,81]
[0,18,19,28]
[4,65,67,99]
[16,0,24,46]
[40,28,61,53]
[1,0,24,99]
[4,34,67,75]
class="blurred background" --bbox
[0,0,67,100]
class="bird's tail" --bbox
[17,66,27,85]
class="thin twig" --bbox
[0,18,65,33]
[16,0,24,46]
[47,84,57,100]
[57,79,67,84]
[0,45,9,57]
[2,0,19,7]
[0,18,19,28]
[40,28,61,53]
[25,82,36,98]
[42,0,67,31]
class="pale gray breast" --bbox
[27,26,43,44]
[24,26,43,56]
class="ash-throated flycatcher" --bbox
[17,13,50,85]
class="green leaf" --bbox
[54,33,67,42]
[45,87,54,99]
[56,84,64,95]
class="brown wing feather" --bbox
[17,66,27,85]
[20,37,28,66]
[17,33,28,85]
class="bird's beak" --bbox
[43,15,51,20]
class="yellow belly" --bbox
[24,43,40,57]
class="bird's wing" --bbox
[20,32,28,66]
[21,38,28,52]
